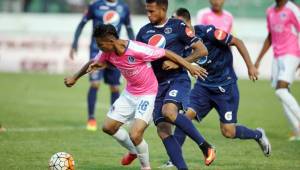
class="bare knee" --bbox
[156,122,172,140]
[162,103,178,122]
[102,122,119,135]
[91,82,100,89]
[220,124,236,139]
[110,85,119,93]
[129,131,143,145]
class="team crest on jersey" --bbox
[103,10,120,26]
[164,27,172,34]
[280,12,287,20]
[185,27,194,37]
[116,5,124,13]
[148,34,166,48]
[128,56,135,64]
[214,29,227,40]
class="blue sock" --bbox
[87,87,98,120]
[174,127,187,146]
[235,125,262,140]
[174,114,205,146]
[162,136,188,169]
[111,91,119,105]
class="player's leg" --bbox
[273,56,300,140]
[214,83,271,156]
[162,79,215,166]
[282,103,300,141]
[154,85,188,170]
[103,67,121,105]
[87,70,103,131]
[102,92,137,162]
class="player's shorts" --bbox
[89,49,121,85]
[153,78,191,125]
[107,90,156,124]
[271,55,300,88]
[188,82,239,124]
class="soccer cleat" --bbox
[158,160,174,168]
[86,119,97,131]
[121,153,137,165]
[204,147,216,166]
[256,128,271,157]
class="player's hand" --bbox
[69,48,77,60]
[87,61,106,73]
[188,65,208,80]
[64,76,77,87]
[162,60,179,70]
[248,65,259,82]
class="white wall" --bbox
[0,14,298,80]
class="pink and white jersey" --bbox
[266,1,300,58]
[196,7,233,33]
[95,40,165,95]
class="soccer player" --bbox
[136,0,216,169]
[64,24,207,170]
[69,0,135,131]
[160,8,272,168]
[196,0,233,33]
[255,0,300,141]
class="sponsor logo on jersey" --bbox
[146,30,156,34]
[103,10,120,26]
[214,29,227,40]
[99,5,109,10]
[148,34,166,48]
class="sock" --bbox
[111,91,120,105]
[112,128,137,154]
[235,125,262,140]
[283,103,300,136]
[174,114,205,146]
[135,139,150,168]
[276,89,300,121]
[87,87,98,120]
[174,127,187,146]
[162,136,188,169]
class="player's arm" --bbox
[254,33,271,69]
[69,6,93,60]
[64,60,107,88]
[164,49,207,80]
[229,37,258,81]
[124,4,135,40]
[185,40,208,63]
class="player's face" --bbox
[146,2,166,24]
[95,37,115,52]
[210,0,224,12]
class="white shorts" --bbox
[271,55,300,88]
[107,91,156,124]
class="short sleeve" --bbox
[177,20,200,47]
[205,25,233,46]
[130,41,165,62]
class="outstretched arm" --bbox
[229,37,258,81]
[64,60,106,87]
[254,33,271,69]
[164,49,207,80]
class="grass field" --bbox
[0,72,300,170]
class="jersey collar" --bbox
[154,19,169,28]
[105,0,118,7]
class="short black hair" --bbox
[175,8,191,21]
[93,24,119,39]
[146,0,168,9]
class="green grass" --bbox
[0,72,300,170]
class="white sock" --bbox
[275,89,300,121]
[283,103,300,136]
[112,128,137,154]
[135,139,150,168]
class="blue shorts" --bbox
[153,78,191,125]
[89,49,121,85]
[189,82,239,124]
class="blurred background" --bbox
[0,0,299,78]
